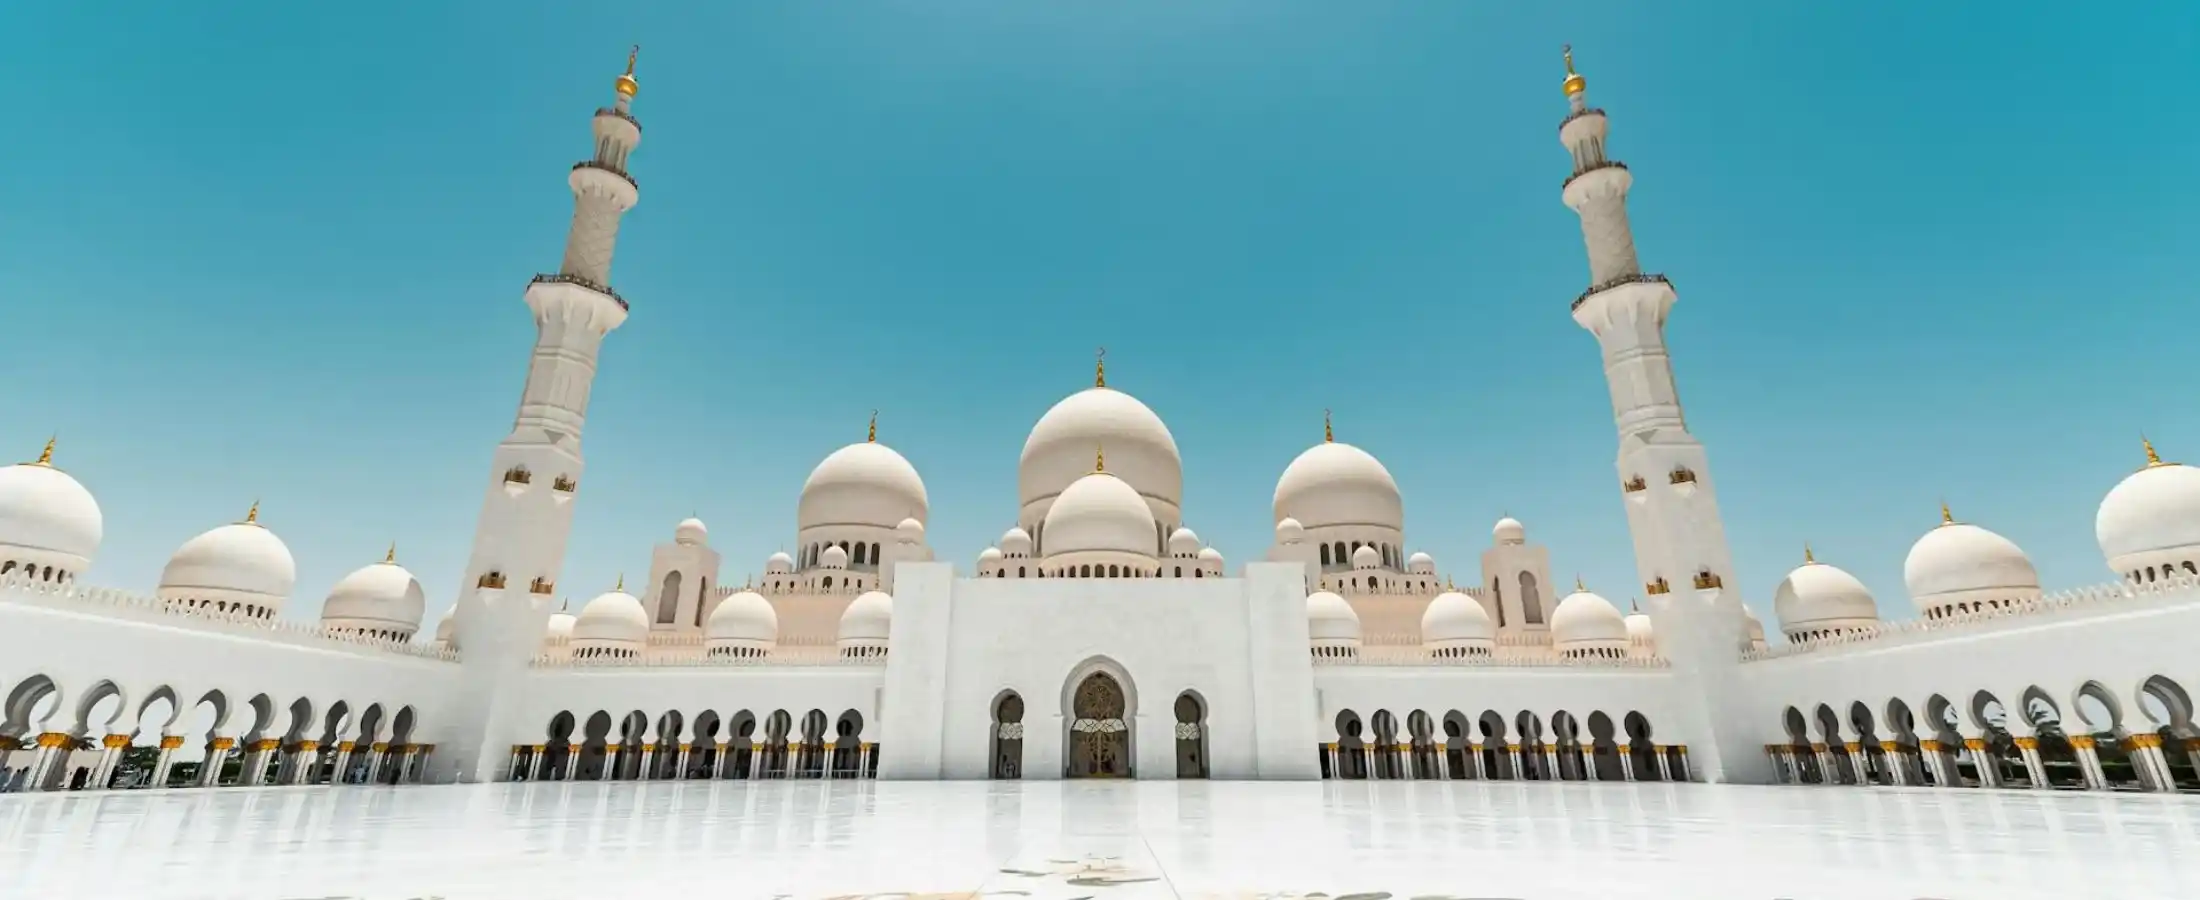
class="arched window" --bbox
[854,543,868,565]
[694,577,711,627]
[1333,542,1347,566]
[1491,577,1507,627]
[1519,572,1544,625]
[1320,544,1332,566]
[871,543,882,566]
[657,571,682,625]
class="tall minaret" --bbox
[1558,47,1766,784]
[441,49,643,784]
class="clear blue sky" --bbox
[7,1,2196,633]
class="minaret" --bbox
[1558,47,1764,784]
[442,49,644,784]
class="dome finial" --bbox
[1574,574,1585,592]
[31,435,54,466]
[615,45,640,99]
[1561,44,1587,97]
[868,409,878,443]
[1803,543,1815,564]
[1094,444,1106,473]
[1940,500,1954,526]
[384,542,397,564]
[1323,408,1334,443]
[614,572,625,592]
[244,499,260,525]
[2143,435,2168,468]
[1094,346,1106,388]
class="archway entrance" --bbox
[1067,671,1131,779]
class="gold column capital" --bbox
[1879,741,1899,752]
[159,735,185,750]
[2069,735,2097,750]
[1962,738,1988,751]
[1919,739,1943,752]
[2012,736,2039,751]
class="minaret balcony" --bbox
[1558,107,1606,133]
[1561,159,1629,192]
[528,273,629,311]
[571,160,638,190]
[594,107,642,132]
[1570,272,1672,312]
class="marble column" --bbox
[563,744,581,781]
[2012,737,2048,788]
[1672,745,1691,782]
[200,737,236,787]
[1617,748,1635,782]
[1543,743,1562,780]
[2067,736,2107,790]
[94,734,130,788]
[365,742,391,784]
[859,742,874,778]
[291,741,320,785]
[1505,743,1523,780]
[1653,745,1674,782]
[676,743,691,780]
[750,742,764,779]
[1963,739,2001,788]
[2126,734,2174,792]
[151,735,183,788]
[604,744,622,781]
[1809,744,1834,784]
[1467,743,1485,780]
[1878,742,1906,786]
[507,745,525,781]
[637,744,656,781]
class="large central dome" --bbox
[799,440,929,531]
[1020,380,1182,529]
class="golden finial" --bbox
[1562,44,1586,97]
[31,436,54,467]
[1803,543,1815,564]
[1940,500,1954,526]
[615,573,625,592]
[1094,445,1106,473]
[244,500,260,525]
[1094,347,1107,388]
[1323,409,1334,443]
[615,45,640,99]
[2143,435,2169,468]
[868,409,878,443]
[384,543,397,564]
[1574,574,1586,592]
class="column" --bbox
[637,744,657,781]
[1653,745,1674,781]
[199,738,235,787]
[508,745,524,781]
[2013,737,2048,788]
[563,743,581,781]
[1544,743,1562,780]
[749,742,764,779]
[1810,744,1834,784]
[859,742,874,779]
[1618,747,1635,782]
[1672,745,1691,782]
[2127,734,2174,792]
[1879,742,1906,786]
[530,745,549,781]
[1962,739,2000,788]
[604,744,622,781]
[1398,744,1414,780]
[291,741,320,785]
[713,741,730,779]
[675,743,691,780]
[1321,742,1337,779]
[332,742,356,784]
[93,734,130,788]
[2067,736,2107,790]
[151,736,183,788]
[415,745,435,783]
[1503,743,1521,780]
[1917,740,1945,786]
[1842,742,1864,783]
[22,733,65,791]
[1763,746,1787,784]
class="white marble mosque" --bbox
[2,47,2199,809]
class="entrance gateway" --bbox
[1067,671,1130,778]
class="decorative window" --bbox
[552,475,577,493]
[1645,577,1671,595]
[529,577,555,595]
[478,572,507,589]
[1668,467,1697,485]
[503,466,533,486]
[1693,570,1723,590]
[1623,475,1647,493]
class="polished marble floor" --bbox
[3,780,2198,899]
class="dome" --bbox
[1021,386,1182,519]
[2095,442,2200,576]
[1306,590,1361,644]
[1773,554,1880,637]
[546,606,576,640]
[1902,509,2040,609]
[1550,586,1628,650]
[1351,544,1381,570]
[158,510,298,615]
[706,590,778,645]
[1275,517,1305,545]
[675,517,709,546]
[1493,517,1526,546]
[895,517,926,544]
[1421,591,1494,646]
[1041,468,1157,558]
[839,590,893,644]
[434,606,459,649]
[1001,527,1033,556]
[1406,551,1434,574]
[1274,440,1402,531]
[1169,526,1201,556]
[0,442,103,574]
[1741,606,1768,650]
[573,588,649,645]
[820,544,849,569]
[321,552,427,633]
[764,551,794,574]
[1623,606,1655,651]
[978,546,1005,564]
[1198,546,1223,565]
[799,440,929,532]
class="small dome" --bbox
[1493,517,1526,546]
[1773,556,1880,638]
[895,517,926,544]
[1406,551,1434,574]
[1198,546,1223,565]
[839,590,893,644]
[978,546,1005,564]
[1550,586,1628,651]
[1351,544,1381,570]
[1275,517,1305,545]
[546,606,577,640]
[1741,605,1768,651]
[1274,440,1403,531]
[1306,590,1362,645]
[706,590,777,645]
[1042,469,1156,558]
[799,440,929,532]
[1420,591,1494,647]
[158,512,297,615]
[1169,526,1201,556]
[321,555,427,635]
[1903,510,2040,611]
[2096,442,2200,577]
[675,517,709,546]
[820,544,849,569]
[0,444,103,574]
[435,606,459,648]
[1001,527,1033,556]
[1623,607,1655,649]
[764,551,794,574]
[573,587,649,646]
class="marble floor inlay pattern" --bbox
[3,780,2198,899]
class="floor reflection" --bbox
[1,780,2196,899]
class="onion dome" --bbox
[1198,546,1224,569]
[1623,603,1655,654]
[1903,503,2041,617]
[978,546,1005,566]
[1001,527,1033,557]
[1168,527,1201,557]
[764,551,795,574]
[1275,517,1306,545]
[1493,516,1527,546]
[1406,551,1435,575]
[0,438,102,579]
[572,580,648,657]
[1041,449,1157,558]
[434,605,459,650]
[820,544,849,569]
[320,544,427,640]
[1350,544,1380,570]
[799,416,929,532]
[895,516,926,545]
[1020,355,1183,523]
[1306,590,1362,654]
[1421,591,1494,657]
[1274,412,1402,532]
[1550,581,1629,657]
[2095,438,2200,581]
[1773,546,1880,641]
[675,517,709,547]
[614,45,639,99]
[706,589,777,658]
[837,590,892,657]
[545,603,577,641]
[157,502,297,620]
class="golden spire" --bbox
[2143,435,2169,468]
[1803,543,1815,565]
[868,409,878,443]
[384,543,397,564]
[615,45,640,99]
[1574,574,1586,592]
[1940,500,1954,526]
[615,573,625,592]
[1094,445,1106,473]
[244,500,260,525]
[1094,346,1107,388]
[1562,44,1586,97]
[31,436,54,467]
[1323,409,1334,443]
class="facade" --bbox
[2,49,2196,796]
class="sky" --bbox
[5,1,2197,637]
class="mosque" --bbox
[2,48,2196,795]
